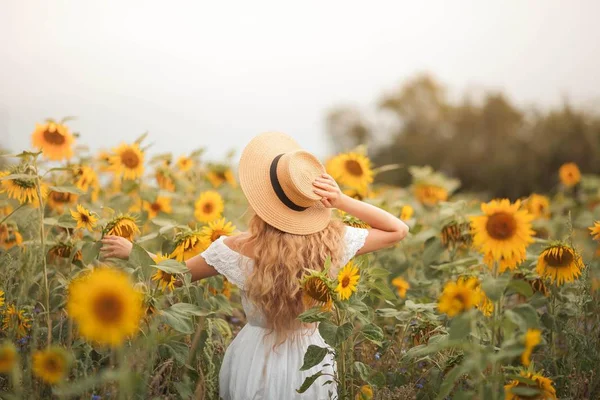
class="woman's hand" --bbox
[312,173,346,209]
[100,235,133,260]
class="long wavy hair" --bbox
[242,213,345,343]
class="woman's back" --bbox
[201,225,369,399]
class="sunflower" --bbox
[589,221,600,241]
[483,251,527,274]
[457,276,494,317]
[536,243,583,285]
[2,304,32,338]
[194,191,224,223]
[504,371,556,400]
[176,155,194,172]
[335,262,360,300]
[356,385,374,400]
[32,346,70,384]
[343,188,373,201]
[70,204,98,231]
[559,162,581,188]
[525,194,550,220]
[155,167,176,192]
[47,190,78,212]
[143,196,172,219]
[301,270,334,311]
[470,199,534,265]
[521,329,541,367]
[206,166,237,188]
[326,152,374,191]
[438,278,480,317]
[0,225,23,250]
[441,222,472,249]
[103,215,140,241]
[67,267,144,346]
[338,210,370,229]
[109,143,145,180]
[150,253,177,291]
[48,242,82,263]
[0,342,17,373]
[201,218,236,243]
[171,231,210,262]
[222,279,232,299]
[391,276,410,298]
[400,205,414,221]
[96,150,113,172]
[31,121,75,161]
[0,165,48,206]
[413,184,449,206]
[72,165,100,201]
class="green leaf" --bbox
[154,259,190,274]
[368,267,390,279]
[508,386,540,396]
[362,324,384,346]
[511,304,540,329]
[423,238,444,266]
[481,275,510,302]
[298,307,328,323]
[168,303,212,317]
[300,345,329,371]
[436,361,472,400]
[354,362,386,387]
[354,361,372,382]
[448,311,472,341]
[508,279,534,298]
[318,321,353,347]
[128,243,155,278]
[296,371,324,393]
[81,241,102,264]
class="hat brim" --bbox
[238,132,331,235]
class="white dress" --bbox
[201,226,369,400]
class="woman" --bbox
[101,132,409,399]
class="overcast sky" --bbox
[1,1,599,162]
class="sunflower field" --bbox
[1,118,600,400]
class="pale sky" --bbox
[1,1,599,161]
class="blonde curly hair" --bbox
[242,213,345,343]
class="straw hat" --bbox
[239,132,332,235]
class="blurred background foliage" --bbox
[327,74,600,199]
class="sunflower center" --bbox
[485,212,517,240]
[79,213,90,223]
[51,192,72,203]
[210,229,225,242]
[161,272,173,282]
[43,130,66,145]
[344,160,364,177]
[44,355,62,373]
[14,177,36,189]
[120,149,140,169]
[543,247,574,268]
[305,278,331,302]
[93,292,124,324]
[341,276,350,288]
[454,292,469,306]
[150,203,161,212]
[202,202,214,214]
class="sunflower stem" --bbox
[0,203,26,225]
[34,158,52,347]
